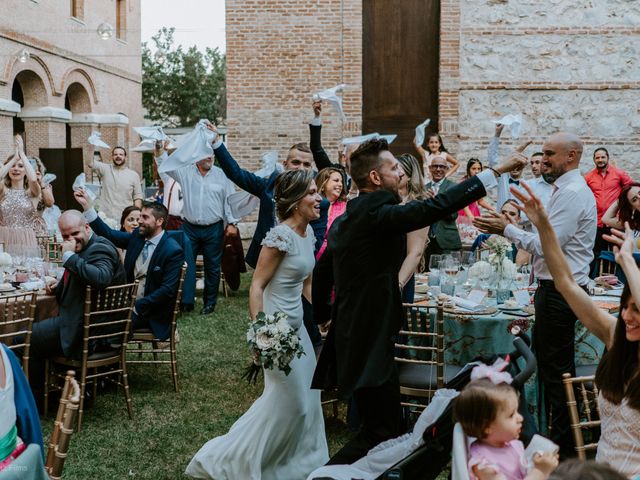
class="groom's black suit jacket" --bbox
[311,176,487,397]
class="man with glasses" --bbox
[423,155,462,268]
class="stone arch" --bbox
[65,82,92,113]
[4,54,55,98]
[59,68,98,106]
[12,69,48,107]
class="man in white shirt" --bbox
[166,154,238,315]
[528,152,554,209]
[474,132,597,458]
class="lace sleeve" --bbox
[262,225,294,253]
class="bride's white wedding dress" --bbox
[186,224,328,480]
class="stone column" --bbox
[0,99,21,161]
[18,106,71,157]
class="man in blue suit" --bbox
[74,191,185,341]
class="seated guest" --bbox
[0,344,43,469]
[458,158,495,221]
[471,200,531,265]
[602,182,640,251]
[423,155,462,268]
[75,191,184,341]
[18,210,125,389]
[120,206,141,233]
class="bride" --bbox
[186,170,329,479]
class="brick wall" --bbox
[0,0,143,173]
[228,0,640,178]
[441,0,640,179]
[226,0,362,170]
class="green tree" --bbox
[142,27,226,127]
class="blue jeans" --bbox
[182,220,224,308]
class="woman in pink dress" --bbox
[0,136,45,252]
[458,158,495,222]
[315,167,347,261]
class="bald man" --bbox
[474,132,597,457]
[28,210,126,366]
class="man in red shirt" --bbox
[584,146,633,275]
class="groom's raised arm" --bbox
[376,170,497,233]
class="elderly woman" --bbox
[315,166,347,260]
[0,136,45,251]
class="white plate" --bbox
[498,305,523,311]
[0,287,16,293]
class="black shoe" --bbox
[200,304,215,315]
[181,303,194,313]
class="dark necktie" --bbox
[509,178,520,185]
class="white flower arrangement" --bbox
[97,211,120,230]
[0,252,12,267]
[469,260,493,280]
[243,311,305,382]
[483,236,513,268]
[500,257,517,280]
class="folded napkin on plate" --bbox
[449,296,485,312]
[20,280,44,291]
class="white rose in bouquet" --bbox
[469,260,493,280]
[501,257,517,280]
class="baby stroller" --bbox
[308,332,538,480]
[377,332,538,480]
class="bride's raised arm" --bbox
[511,182,617,347]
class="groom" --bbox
[311,138,526,464]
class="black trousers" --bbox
[590,226,611,277]
[533,281,577,457]
[327,375,402,465]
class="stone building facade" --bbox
[227,0,640,177]
[0,0,143,176]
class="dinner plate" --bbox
[0,287,16,293]
[498,305,524,311]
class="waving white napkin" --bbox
[493,114,523,139]
[157,120,217,174]
[88,131,110,149]
[313,84,347,121]
[415,118,431,146]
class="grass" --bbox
[41,273,352,479]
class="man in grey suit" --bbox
[424,155,462,268]
[30,210,127,362]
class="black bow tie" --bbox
[509,178,520,185]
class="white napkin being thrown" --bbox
[88,131,110,149]
[157,120,217,174]
[493,114,523,139]
[415,118,431,146]
[313,84,347,121]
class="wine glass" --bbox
[428,255,443,287]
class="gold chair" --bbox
[127,265,186,392]
[0,291,37,379]
[45,282,138,431]
[195,255,229,297]
[45,370,80,480]
[395,300,461,411]
[562,372,601,460]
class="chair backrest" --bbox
[37,235,64,264]
[81,282,138,358]
[562,373,601,460]
[46,370,81,479]
[395,300,445,389]
[0,292,36,376]
[171,264,188,327]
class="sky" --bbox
[141,0,226,52]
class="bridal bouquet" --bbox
[242,311,305,383]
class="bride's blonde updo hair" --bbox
[274,170,314,221]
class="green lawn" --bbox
[41,273,352,479]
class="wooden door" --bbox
[363,0,440,156]
[38,148,84,211]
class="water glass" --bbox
[496,288,512,304]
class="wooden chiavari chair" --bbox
[562,372,601,460]
[0,291,37,379]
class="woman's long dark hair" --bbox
[616,182,640,230]
[595,282,640,410]
[427,133,448,153]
